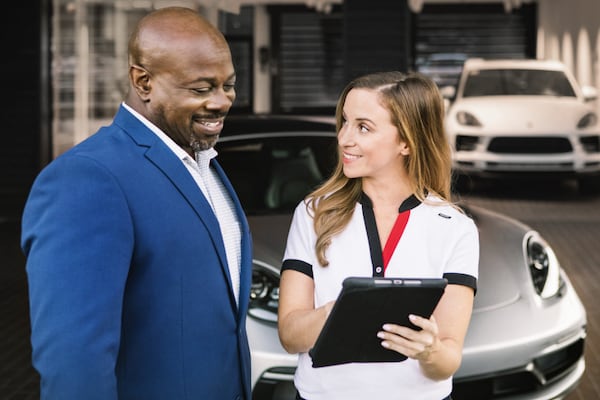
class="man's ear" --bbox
[129,64,151,100]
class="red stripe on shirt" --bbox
[382,210,410,273]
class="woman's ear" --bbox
[399,141,410,156]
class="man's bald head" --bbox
[124,6,236,155]
[128,7,227,72]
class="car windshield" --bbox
[216,135,338,215]
[462,68,577,98]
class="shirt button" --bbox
[375,266,383,274]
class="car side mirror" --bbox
[581,85,598,102]
[440,85,456,100]
[440,86,456,113]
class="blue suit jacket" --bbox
[21,106,252,400]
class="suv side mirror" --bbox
[440,85,456,100]
[440,85,456,113]
[581,85,598,102]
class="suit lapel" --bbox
[115,107,230,284]
[115,106,250,314]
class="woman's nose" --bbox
[337,125,352,146]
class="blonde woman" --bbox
[278,71,479,400]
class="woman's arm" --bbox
[277,269,334,354]
[377,284,475,380]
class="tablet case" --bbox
[309,277,447,368]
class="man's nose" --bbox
[207,88,235,110]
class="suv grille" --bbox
[488,137,572,154]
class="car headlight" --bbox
[249,260,280,324]
[577,112,598,129]
[456,111,482,127]
[524,231,562,299]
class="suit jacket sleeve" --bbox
[22,153,133,400]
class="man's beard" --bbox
[190,136,217,152]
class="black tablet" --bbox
[309,276,447,368]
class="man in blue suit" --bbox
[21,7,251,399]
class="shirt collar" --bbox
[121,102,218,164]
[359,192,421,213]
[194,147,218,170]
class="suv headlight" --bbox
[524,231,562,299]
[577,112,597,129]
[249,260,280,324]
[456,111,482,127]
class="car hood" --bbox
[466,205,529,313]
[248,206,530,314]
[449,96,592,132]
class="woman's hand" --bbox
[376,284,475,380]
[377,314,440,363]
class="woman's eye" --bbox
[224,84,236,92]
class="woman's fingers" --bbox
[377,315,439,360]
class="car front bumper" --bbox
[450,133,600,177]
[453,271,587,399]
[248,315,297,399]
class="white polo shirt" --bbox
[282,193,479,400]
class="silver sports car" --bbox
[215,115,587,400]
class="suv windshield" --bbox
[462,69,577,98]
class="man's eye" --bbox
[224,84,236,92]
[193,87,211,94]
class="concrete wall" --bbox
[537,0,600,113]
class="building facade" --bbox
[2,0,599,217]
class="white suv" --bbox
[444,58,600,193]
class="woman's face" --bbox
[337,88,409,181]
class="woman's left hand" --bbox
[377,314,440,362]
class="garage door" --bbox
[414,3,537,85]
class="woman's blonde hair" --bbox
[307,71,452,266]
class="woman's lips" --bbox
[342,152,361,163]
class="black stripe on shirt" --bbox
[360,196,384,277]
[282,259,313,279]
[443,272,477,294]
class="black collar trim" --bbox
[359,192,421,213]
[359,192,421,276]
